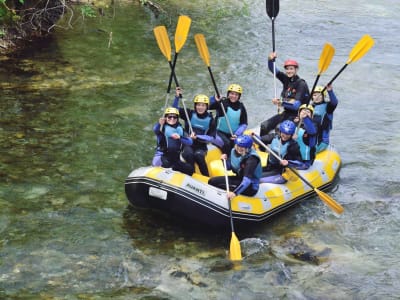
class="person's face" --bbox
[280,132,292,141]
[299,108,312,119]
[312,92,323,103]
[166,114,178,124]
[228,91,240,102]
[284,65,297,78]
[195,103,208,114]
[234,144,248,156]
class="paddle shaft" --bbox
[320,64,348,94]
[223,159,236,234]
[207,65,234,136]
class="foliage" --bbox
[81,4,96,18]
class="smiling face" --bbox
[228,91,240,102]
[195,102,208,114]
[312,92,323,103]
[234,144,248,156]
[165,114,178,124]
[284,65,297,78]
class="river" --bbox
[0,0,399,298]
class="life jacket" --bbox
[190,112,212,135]
[268,136,290,165]
[296,128,313,161]
[230,148,262,180]
[217,106,241,134]
[162,124,184,153]
[282,76,308,103]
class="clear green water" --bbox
[1,0,400,298]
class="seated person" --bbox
[152,107,194,176]
[208,135,261,200]
[258,120,303,184]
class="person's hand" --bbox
[326,84,332,91]
[175,87,182,97]
[230,134,237,140]
[299,108,312,120]
[159,117,165,125]
[190,132,197,139]
[269,52,277,61]
[227,191,236,201]
[171,133,180,140]
[221,154,228,160]
[272,98,282,106]
[280,159,289,166]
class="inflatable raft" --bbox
[125,141,341,228]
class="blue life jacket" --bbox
[190,112,212,135]
[217,106,241,134]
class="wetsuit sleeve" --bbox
[327,90,338,113]
[268,59,286,84]
[172,96,180,109]
[233,156,260,195]
[282,100,301,112]
[153,122,162,134]
[303,116,317,135]
[181,136,193,146]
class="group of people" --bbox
[151,51,338,199]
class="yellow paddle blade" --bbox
[174,15,191,53]
[318,43,335,74]
[194,33,211,67]
[314,188,344,214]
[347,34,375,64]
[153,26,171,61]
[229,232,242,261]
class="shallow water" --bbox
[1,0,399,298]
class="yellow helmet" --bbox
[164,107,179,116]
[313,86,328,98]
[193,94,209,105]
[227,84,243,94]
[299,104,314,115]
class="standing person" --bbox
[208,135,261,200]
[209,84,248,156]
[260,52,310,136]
[152,107,194,176]
[293,104,317,170]
[258,120,303,184]
[311,84,339,153]
[172,87,216,176]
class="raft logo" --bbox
[185,183,206,196]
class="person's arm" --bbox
[281,99,301,112]
[327,87,338,113]
[232,156,259,195]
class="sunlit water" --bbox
[0,0,399,298]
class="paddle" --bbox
[321,34,374,94]
[308,43,335,100]
[153,25,178,111]
[166,15,192,98]
[153,19,193,131]
[251,133,344,214]
[194,33,234,136]
[222,158,242,261]
[266,0,279,110]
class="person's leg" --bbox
[194,149,209,176]
[260,114,282,136]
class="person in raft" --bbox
[208,135,261,200]
[258,120,303,184]
[293,104,317,170]
[172,87,217,176]
[209,84,248,156]
[310,84,339,153]
[152,107,194,175]
[259,52,310,136]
